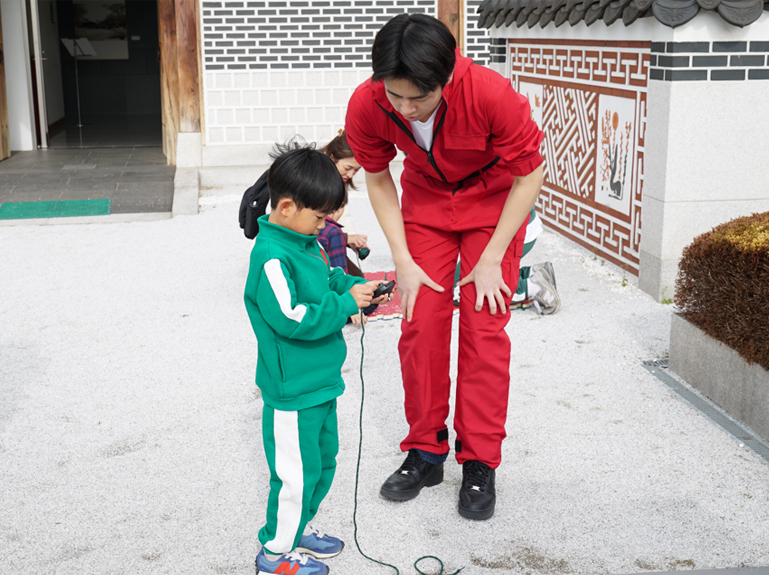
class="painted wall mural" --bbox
[509,40,650,274]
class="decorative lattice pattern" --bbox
[541,86,598,200]
[509,40,650,274]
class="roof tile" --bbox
[477,0,768,28]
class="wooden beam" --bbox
[438,0,463,55]
[0,1,11,161]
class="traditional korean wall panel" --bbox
[509,39,650,275]
[201,0,436,146]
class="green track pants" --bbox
[258,399,339,554]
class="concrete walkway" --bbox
[1,181,768,575]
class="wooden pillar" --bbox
[158,0,201,165]
[438,0,463,55]
[175,0,200,133]
[158,0,180,164]
[0,1,11,161]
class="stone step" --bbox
[198,165,267,192]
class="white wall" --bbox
[639,12,769,301]
[202,68,372,166]
[1,0,36,151]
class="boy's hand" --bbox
[349,282,375,308]
[369,280,393,304]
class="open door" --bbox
[0,1,11,161]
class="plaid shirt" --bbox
[316,218,347,272]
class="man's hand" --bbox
[395,259,444,322]
[349,283,374,308]
[457,257,511,315]
[346,234,368,249]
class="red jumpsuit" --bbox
[346,50,544,468]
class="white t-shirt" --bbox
[409,106,440,151]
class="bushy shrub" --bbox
[675,211,769,371]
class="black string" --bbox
[350,252,463,575]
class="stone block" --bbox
[207,91,224,107]
[260,90,278,106]
[289,108,306,123]
[236,109,252,124]
[176,132,202,168]
[226,127,244,142]
[218,108,234,125]
[669,314,769,443]
[278,89,297,106]
[224,90,241,106]
[172,167,199,216]
[288,71,305,87]
[208,127,224,144]
[296,89,314,105]
[244,127,261,142]
[234,72,250,88]
[262,126,278,142]
[216,73,233,89]
[638,250,679,302]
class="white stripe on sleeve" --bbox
[264,259,307,323]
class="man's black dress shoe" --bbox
[458,460,496,520]
[380,449,444,501]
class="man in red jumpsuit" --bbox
[345,13,544,520]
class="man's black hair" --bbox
[267,138,346,213]
[371,13,456,94]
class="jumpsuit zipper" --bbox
[375,98,500,194]
[375,100,449,184]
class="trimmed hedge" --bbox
[675,211,769,371]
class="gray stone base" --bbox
[669,314,769,443]
[172,168,200,216]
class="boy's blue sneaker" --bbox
[256,549,328,575]
[295,525,344,559]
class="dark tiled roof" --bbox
[475,0,769,29]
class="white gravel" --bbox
[2,177,768,575]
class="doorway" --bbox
[32,0,162,148]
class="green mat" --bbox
[0,199,111,220]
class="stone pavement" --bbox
[0,147,174,220]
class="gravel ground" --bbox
[2,175,768,575]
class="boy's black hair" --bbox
[267,138,346,213]
[371,13,456,94]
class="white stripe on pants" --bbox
[263,409,304,553]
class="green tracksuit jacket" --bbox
[244,215,366,411]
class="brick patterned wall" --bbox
[465,0,494,66]
[201,1,438,146]
[509,40,650,275]
[201,0,435,71]
[650,41,769,81]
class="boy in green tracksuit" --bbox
[244,141,383,575]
